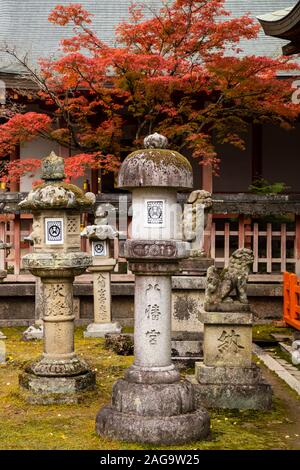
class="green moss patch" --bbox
[0,327,299,449]
[253,325,293,342]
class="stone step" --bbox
[279,342,293,355]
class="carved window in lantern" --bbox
[67,216,79,234]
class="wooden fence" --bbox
[210,217,299,274]
[0,212,299,277]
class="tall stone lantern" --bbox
[96,133,210,445]
[18,152,96,403]
[81,204,121,337]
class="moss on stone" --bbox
[125,149,192,172]
[30,181,92,207]
[0,326,298,449]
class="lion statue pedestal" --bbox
[189,249,273,410]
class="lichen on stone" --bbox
[19,182,94,210]
[119,148,193,189]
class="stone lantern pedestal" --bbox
[190,250,272,410]
[18,152,96,404]
[85,261,121,337]
[191,309,272,410]
[95,133,210,445]
[81,206,121,338]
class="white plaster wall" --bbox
[20,138,86,191]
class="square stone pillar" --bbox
[81,214,121,338]
[191,309,272,410]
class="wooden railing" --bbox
[0,213,299,277]
[210,217,299,274]
[283,272,300,330]
[0,192,299,277]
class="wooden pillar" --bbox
[91,169,99,194]
[202,164,213,257]
[9,146,20,192]
[14,214,21,276]
[252,124,263,182]
[238,215,245,249]
[202,164,213,193]
[239,215,252,257]
[58,145,70,158]
[0,222,6,271]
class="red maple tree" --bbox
[0,0,299,186]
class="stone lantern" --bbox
[18,151,96,403]
[95,133,210,445]
[81,204,121,337]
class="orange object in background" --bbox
[283,272,300,330]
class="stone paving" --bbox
[253,344,300,396]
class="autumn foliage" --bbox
[0,0,299,185]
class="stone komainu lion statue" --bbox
[205,248,254,305]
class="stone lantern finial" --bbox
[143,132,168,149]
[41,151,65,182]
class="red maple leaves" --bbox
[0,0,299,186]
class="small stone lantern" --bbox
[95,133,210,445]
[18,151,96,403]
[81,205,121,337]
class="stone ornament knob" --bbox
[144,133,168,149]
[41,151,65,181]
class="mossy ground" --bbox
[253,324,293,342]
[0,326,299,450]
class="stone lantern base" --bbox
[190,310,272,410]
[96,377,210,445]
[191,364,272,410]
[0,330,6,340]
[22,324,44,341]
[84,322,122,338]
[19,357,96,404]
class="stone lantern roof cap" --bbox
[18,151,96,211]
[118,133,193,191]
